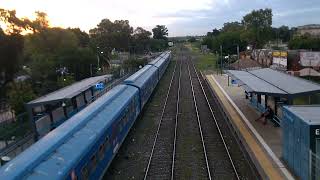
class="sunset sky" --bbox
[1,0,320,36]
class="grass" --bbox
[186,43,218,73]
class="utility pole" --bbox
[220,45,223,75]
[90,64,93,77]
[237,45,240,70]
[228,54,230,70]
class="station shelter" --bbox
[226,68,320,125]
[26,75,113,140]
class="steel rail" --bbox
[171,58,182,180]
[190,59,240,180]
[143,58,179,180]
[186,60,212,180]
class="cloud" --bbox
[274,7,320,17]
[1,0,320,36]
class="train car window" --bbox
[90,154,97,172]
[81,165,89,180]
[98,144,105,161]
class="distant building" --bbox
[297,24,320,37]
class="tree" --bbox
[288,35,320,50]
[30,11,49,33]
[68,28,90,47]
[0,9,32,34]
[131,27,152,53]
[89,19,133,54]
[0,9,33,89]
[152,25,168,40]
[242,8,273,48]
[271,26,291,43]
[207,28,220,37]
[188,37,196,42]
[212,31,247,55]
[221,22,243,32]
[7,81,36,114]
[24,27,96,94]
[150,39,167,51]
[0,31,24,89]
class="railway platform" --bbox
[205,73,294,180]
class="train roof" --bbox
[28,74,113,106]
[123,65,158,88]
[154,54,170,68]
[148,51,168,65]
[0,84,138,179]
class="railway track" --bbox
[187,58,240,179]
[144,57,181,179]
[144,50,253,179]
[109,46,259,179]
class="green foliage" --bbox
[24,28,96,86]
[7,81,36,114]
[150,39,167,51]
[57,75,75,88]
[131,27,152,54]
[242,8,273,48]
[0,9,32,34]
[68,28,90,47]
[207,28,220,37]
[56,47,96,80]
[123,58,148,70]
[203,8,274,53]
[221,22,243,32]
[89,19,133,53]
[202,31,247,55]
[0,33,24,88]
[288,35,320,50]
[152,25,168,40]
[0,113,31,141]
[188,37,196,43]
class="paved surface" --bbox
[206,74,294,179]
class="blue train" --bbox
[0,51,171,180]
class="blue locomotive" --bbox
[0,51,171,180]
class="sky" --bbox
[1,0,320,36]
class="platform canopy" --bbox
[226,68,320,97]
[28,74,112,106]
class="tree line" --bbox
[202,8,320,56]
[0,8,169,114]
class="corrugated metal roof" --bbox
[227,70,287,95]
[284,105,320,124]
[28,74,112,105]
[227,68,320,96]
[250,68,320,95]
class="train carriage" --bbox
[0,85,140,180]
[0,51,172,180]
[154,53,170,79]
[123,64,158,109]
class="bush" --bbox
[7,81,36,114]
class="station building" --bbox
[226,68,320,179]
[26,75,113,140]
